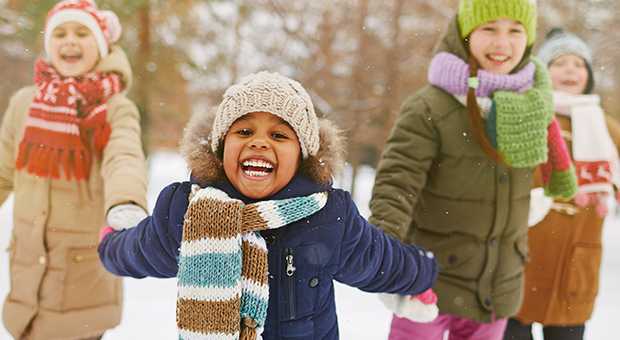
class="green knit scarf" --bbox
[493,57,555,168]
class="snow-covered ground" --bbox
[0,152,618,339]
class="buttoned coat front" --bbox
[0,46,148,340]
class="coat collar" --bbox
[191,173,332,204]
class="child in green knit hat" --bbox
[370,0,577,339]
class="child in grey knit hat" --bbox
[98,71,439,340]
[536,27,595,94]
[504,28,620,340]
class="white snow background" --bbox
[0,151,618,339]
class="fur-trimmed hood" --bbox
[179,106,346,186]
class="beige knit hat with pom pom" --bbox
[210,71,320,158]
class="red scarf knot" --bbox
[16,59,122,180]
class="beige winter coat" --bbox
[0,45,148,340]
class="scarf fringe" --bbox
[16,143,91,180]
[93,123,111,158]
[240,318,259,340]
[539,118,578,200]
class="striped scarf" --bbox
[15,59,121,180]
[177,186,328,340]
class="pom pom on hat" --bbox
[210,71,320,159]
[457,0,537,46]
[44,0,122,59]
[101,9,122,44]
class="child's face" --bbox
[223,111,301,199]
[468,18,528,75]
[548,54,589,95]
[49,22,100,78]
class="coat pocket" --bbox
[62,247,120,311]
[281,244,321,322]
[561,243,602,302]
[428,238,484,280]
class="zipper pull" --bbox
[286,254,296,276]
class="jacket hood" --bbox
[179,105,346,186]
[93,45,133,94]
[433,15,532,73]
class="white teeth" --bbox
[244,170,270,177]
[488,55,509,62]
[242,159,273,169]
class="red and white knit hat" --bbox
[44,0,122,59]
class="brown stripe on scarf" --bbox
[177,298,241,335]
[182,199,244,242]
[241,240,269,286]
[241,204,269,232]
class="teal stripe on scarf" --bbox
[240,291,268,323]
[274,194,326,225]
[178,252,242,287]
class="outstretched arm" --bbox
[335,192,438,296]
[98,182,191,278]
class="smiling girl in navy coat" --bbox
[98,71,438,340]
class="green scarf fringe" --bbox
[544,165,578,201]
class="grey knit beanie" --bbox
[537,27,594,93]
[210,71,319,158]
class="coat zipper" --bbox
[284,248,297,320]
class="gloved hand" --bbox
[106,204,148,230]
[528,188,553,227]
[378,288,439,323]
[99,226,115,242]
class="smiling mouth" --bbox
[61,54,82,62]
[487,54,510,62]
[242,159,274,177]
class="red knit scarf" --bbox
[16,59,121,180]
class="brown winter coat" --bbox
[0,45,148,340]
[514,114,620,326]
[368,18,545,323]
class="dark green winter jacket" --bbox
[369,17,545,322]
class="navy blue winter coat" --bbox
[99,174,438,339]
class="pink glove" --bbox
[99,226,115,243]
[414,288,438,304]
